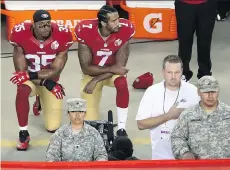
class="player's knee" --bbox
[46,124,60,132]
[114,76,128,90]
[17,84,31,97]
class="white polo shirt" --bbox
[136,80,200,160]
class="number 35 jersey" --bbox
[74,18,135,66]
[9,22,73,73]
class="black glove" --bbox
[40,79,65,99]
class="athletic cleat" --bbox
[16,130,30,151]
[33,95,41,116]
[182,70,193,82]
[181,75,187,82]
[116,128,128,137]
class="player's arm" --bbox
[12,46,28,72]
[90,41,130,83]
[136,88,171,130]
[34,50,68,79]
[30,26,73,80]
[11,46,41,85]
[115,40,130,67]
[78,43,112,76]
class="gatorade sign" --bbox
[143,13,163,34]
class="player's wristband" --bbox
[28,72,38,80]
[41,79,57,91]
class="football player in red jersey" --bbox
[9,10,73,150]
[74,5,135,137]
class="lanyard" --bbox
[163,82,181,114]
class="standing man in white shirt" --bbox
[135,55,200,160]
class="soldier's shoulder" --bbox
[54,124,69,135]
[219,102,230,113]
[84,123,99,134]
[180,104,200,117]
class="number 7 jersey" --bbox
[9,22,73,73]
[74,18,135,66]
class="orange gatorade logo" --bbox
[149,18,159,28]
[143,13,163,34]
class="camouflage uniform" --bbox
[46,98,108,162]
[171,76,230,159]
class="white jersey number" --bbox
[58,25,69,32]
[13,23,26,32]
[97,51,113,66]
[25,54,56,72]
[82,24,92,29]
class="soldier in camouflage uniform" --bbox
[171,76,230,159]
[46,98,108,162]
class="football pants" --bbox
[23,80,62,131]
[80,74,120,120]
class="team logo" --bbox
[114,39,122,46]
[51,41,59,50]
[104,43,108,47]
[180,99,187,103]
[41,14,49,18]
[40,44,44,49]
[78,26,81,32]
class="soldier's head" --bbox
[197,76,219,108]
[67,98,87,125]
[162,55,183,88]
[32,10,52,39]
[97,5,120,33]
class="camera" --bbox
[84,110,117,153]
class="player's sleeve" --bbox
[135,87,154,120]
[58,28,73,52]
[74,22,87,44]
[120,20,135,40]
[9,26,22,47]
[127,21,135,39]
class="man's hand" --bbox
[42,79,65,99]
[83,79,98,94]
[10,71,29,85]
[166,102,185,120]
[110,65,129,75]
[182,152,195,160]
[52,84,66,99]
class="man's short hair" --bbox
[162,55,183,69]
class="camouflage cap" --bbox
[197,76,219,93]
[66,98,86,112]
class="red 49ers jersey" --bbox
[74,18,135,66]
[10,22,73,73]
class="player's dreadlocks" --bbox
[97,5,118,28]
